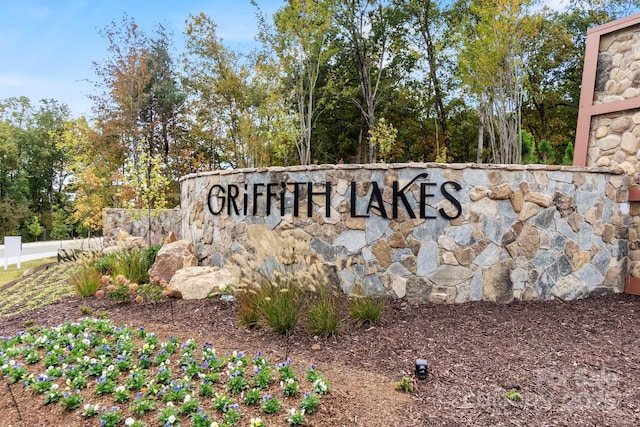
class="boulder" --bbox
[148,240,198,283]
[169,266,234,300]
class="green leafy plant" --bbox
[130,393,156,416]
[213,393,235,412]
[99,407,121,427]
[252,366,273,389]
[260,395,281,414]
[276,359,297,381]
[287,408,306,425]
[158,404,180,425]
[244,387,262,405]
[282,377,299,397]
[395,376,413,393]
[506,389,523,402]
[60,391,83,410]
[44,386,62,404]
[224,404,242,425]
[82,403,100,417]
[180,395,200,414]
[69,264,102,297]
[0,318,327,426]
[299,392,321,414]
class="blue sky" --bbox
[0,0,282,117]
[0,0,574,119]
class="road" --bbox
[1,238,103,267]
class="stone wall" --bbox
[102,208,182,247]
[180,163,628,303]
[585,21,640,280]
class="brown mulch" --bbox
[0,291,639,426]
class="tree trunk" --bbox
[477,124,484,164]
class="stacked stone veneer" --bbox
[588,24,640,172]
[103,208,182,247]
[180,163,629,303]
[586,23,640,279]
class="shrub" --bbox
[306,286,341,337]
[237,291,261,328]
[255,277,301,334]
[110,249,152,284]
[93,251,119,275]
[69,264,103,297]
[348,295,384,325]
[227,228,329,335]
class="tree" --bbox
[454,0,534,164]
[406,0,451,156]
[569,0,640,22]
[184,13,260,169]
[521,10,578,163]
[332,0,416,162]
[265,0,335,165]
[0,97,73,240]
[91,16,182,208]
[0,110,30,239]
[369,117,399,162]
[61,117,118,235]
[140,24,187,167]
[26,215,44,241]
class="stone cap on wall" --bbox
[179,162,625,182]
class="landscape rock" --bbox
[148,240,198,283]
[169,266,234,300]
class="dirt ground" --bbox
[0,289,638,426]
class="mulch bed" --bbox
[0,292,638,426]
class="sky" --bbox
[0,0,573,119]
[0,0,282,118]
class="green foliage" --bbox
[108,248,156,285]
[260,395,282,414]
[26,215,44,240]
[348,295,384,325]
[538,139,554,164]
[299,392,321,414]
[254,278,301,334]
[506,389,523,402]
[306,286,341,337]
[395,376,414,393]
[51,208,73,240]
[369,118,399,163]
[69,264,102,297]
[93,251,119,275]
[521,130,539,164]
[562,142,575,166]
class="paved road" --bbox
[1,238,103,267]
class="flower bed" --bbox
[0,318,329,426]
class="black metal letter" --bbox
[207,184,225,215]
[366,181,387,218]
[350,182,369,218]
[439,181,462,220]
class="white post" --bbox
[4,236,22,270]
